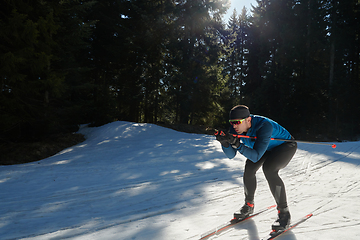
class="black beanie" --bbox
[229,105,250,120]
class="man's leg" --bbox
[235,157,266,219]
[262,141,297,209]
[243,156,266,202]
[262,141,297,230]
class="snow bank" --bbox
[0,121,359,240]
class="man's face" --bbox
[231,117,251,134]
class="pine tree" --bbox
[0,0,95,140]
[325,0,360,138]
[164,0,228,124]
[0,0,62,139]
[222,7,251,108]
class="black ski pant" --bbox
[243,141,297,209]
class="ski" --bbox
[261,213,313,240]
[199,205,276,240]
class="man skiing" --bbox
[215,105,297,231]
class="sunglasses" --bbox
[229,118,247,125]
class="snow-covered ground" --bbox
[1,121,360,240]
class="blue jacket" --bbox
[222,115,292,163]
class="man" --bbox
[215,105,297,231]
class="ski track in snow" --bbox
[0,121,360,240]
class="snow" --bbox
[1,121,360,240]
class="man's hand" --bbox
[215,129,240,148]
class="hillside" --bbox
[0,121,359,240]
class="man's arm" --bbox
[237,120,273,163]
[222,144,237,159]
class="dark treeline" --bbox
[1,0,359,142]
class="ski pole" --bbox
[233,134,337,148]
[214,130,336,148]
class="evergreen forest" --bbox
[1,0,360,143]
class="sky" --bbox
[223,0,257,22]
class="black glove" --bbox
[231,137,241,149]
[215,130,239,148]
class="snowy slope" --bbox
[0,121,359,240]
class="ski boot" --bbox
[233,201,254,222]
[272,207,291,231]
